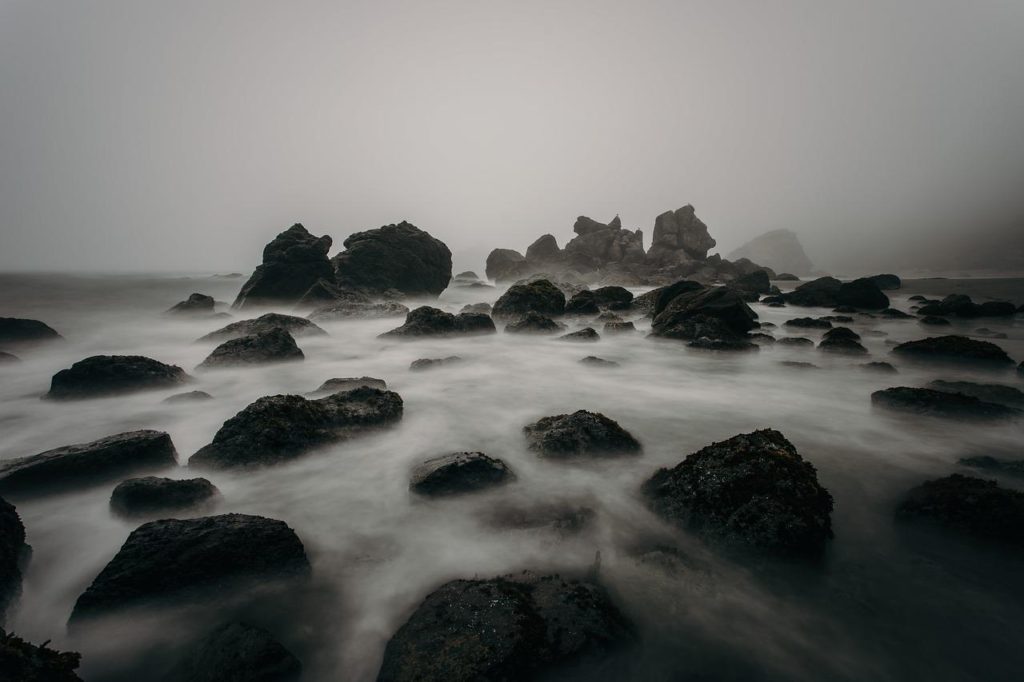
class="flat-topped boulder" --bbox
[379,307,495,338]
[166,293,215,316]
[332,221,452,297]
[45,355,188,400]
[376,572,633,682]
[189,387,403,469]
[0,317,62,347]
[871,387,1021,420]
[1,496,27,624]
[0,430,177,497]
[197,313,326,343]
[492,279,565,318]
[69,514,310,621]
[524,410,641,459]
[233,224,334,309]
[310,377,387,396]
[166,622,301,682]
[891,335,1015,366]
[197,328,304,369]
[110,477,219,518]
[896,474,1024,547]
[642,429,833,556]
[410,356,462,371]
[410,453,515,497]
[784,317,832,329]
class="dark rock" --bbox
[564,216,644,273]
[836,278,890,309]
[920,315,951,326]
[166,622,301,682]
[760,295,786,305]
[777,336,813,347]
[959,456,1024,478]
[332,221,452,297]
[861,361,898,373]
[190,388,402,469]
[785,317,832,329]
[871,387,1021,420]
[818,336,868,354]
[45,356,189,400]
[163,390,214,404]
[563,290,600,315]
[647,205,715,265]
[376,572,633,682]
[524,234,562,264]
[0,352,20,364]
[524,410,640,458]
[603,321,636,334]
[0,497,27,624]
[307,298,409,321]
[909,295,928,302]
[726,229,814,276]
[867,274,901,290]
[110,477,219,518]
[820,315,854,323]
[460,302,491,315]
[688,336,759,352]
[892,335,1015,366]
[310,377,387,395]
[732,270,771,295]
[650,286,758,340]
[492,279,565,318]
[780,361,819,370]
[410,356,462,371]
[410,453,515,497]
[485,249,528,282]
[580,356,619,368]
[916,295,1016,319]
[880,308,913,319]
[0,317,62,347]
[197,328,304,369]
[1019,361,1024,376]
[641,429,833,556]
[630,287,662,314]
[198,313,326,343]
[750,332,776,344]
[0,431,177,497]
[70,514,309,621]
[559,327,600,342]
[928,380,1024,407]
[504,312,562,334]
[166,293,215,316]
[380,307,495,338]
[591,286,634,310]
[896,474,1024,547]
[233,224,334,309]
[0,629,82,681]
[650,280,705,317]
[785,277,842,307]
[978,301,1016,317]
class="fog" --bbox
[2,0,1023,275]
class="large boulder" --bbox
[563,290,601,315]
[563,216,644,272]
[726,229,813,276]
[731,270,771,295]
[233,224,334,309]
[835,278,889,309]
[376,572,633,682]
[166,622,301,682]
[785,277,842,307]
[891,335,1015,367]
[558,328,600,342]
[650,286,758,340]
[523,410,641,459]
[485,249,529,283]
[871,387,1021,420]
[524,234,562,265]
[166,293,215,316]
[45,356,189,400]
[646,205,715,266]
[197,328,304,369]
[197,313,326,344]
[189,387,403,469]
[590,286,634,309]
[928,380,1024,408]
[492,279,566,318]
[867,274,901,290]
[0,629,82,681]
[379,307,495,338]
[641,429,833,556]
[0,430,178,497]
[896,474,1024,547]
[409,453,515,497]
[0,317,62,348]
[69,514,310,621]
[332,221,452,297]
[109,477,219,518]
[649,280,705,317]
[0,497,27,625]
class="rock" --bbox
[775,273,800,281]
[190,388,403,469]
[641,429,833,556]
[818,336,868,354]
[0,317,62,348]
[777,336,813,347]
[45,356,189,400]
[831,305,857,314]
[580,356,619,368]
[820,315,854,323]
[197,313,326,344]
[166,293,215,316]
[732,270,771,295]
[880,308,913,319]
[959,456,1024,478]
[760,295,786,305]
[909,295,928,302]
[896,474,1024,547]
[332,221,452,297]
[310,377,387,395]
[590,286,634,309]
[647,280,704,317]
[595,311,623,322]
[70,514,310,621]
[492,279,565,318]
[197,328,304,369]
[647,205,715,265]
[380,307,496,338]
[603,321,636,334]
[871,387,1021,420]
[892,335,1015,366]
[0,352,20,364]
[485,248,528,282]
[410,453,515,497]
[110,477,219,518]
[559,327,600,342]
[524,234,562,264]
[376,572,633,682]
[460,302,491,315]
[861,361,898,373]
[784,277,841,307]
[974,328,1008,339]
[455,271,480,280]
[563,290,601,315]
[410,356,462,371]
[867,274,901,290]
[630,287,662,314]
[780,361,819,370]
[524,410,640,458]
[917,295,1016,319]
[980,301,1019,317]
[0,629,82,681]
[920,315,951,326]
[166,622,301,682]
[307,298,409,321]
[163,390,214,404]
[750,332,776,344]
[784,317,832,329]
[513,273,588,299]
[650,286,758,340]
[726,229,813,276]
[0,430,178,497]
[504,312,562,334]
[928,380,1024,407]
[1019,361,1024,376]
[0,497,27,624]
[688,336,759,351]
[564,216,644,273]
[233,224,334,309]
[835,278,890,309]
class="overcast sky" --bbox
[1,0,1022,274]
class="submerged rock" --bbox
[110,477,219,518]
[0,629,82,681]
[0,431,177,497]
[332,221,452,297]
[559,327,600,342]
[928,380,1024,408]
[492,279,566,318]
[483,502,595,535]
[641,429,833,556]
[190,388,403,469]
[197,313,326,343]
[524,410,641,459]
[879,307,913,319]
[920,316,951,326]
[871,387,1021,420]
[166,622,301,682]
[380,307,495,338]
[784,317,832,329]
[818,327,868,354]
[892,335,1015,367]
[777,336,814,347]
[410,356,463,371]
[0,352,20,364]
[163,390,214,404]
[233,224,335,309]
[896,474,1024,547]
[1,497,27,624]
[310,377,387,395]
[376,572,633,682]
[166,293,215,316]
[0,317,62,347]
[410,453,515,497]
[688,336,759,352]
[861,361,898,373]
[45,355,189,400]
[197,328,304,369]
[580,356,619,368]
[70,514,309,621]
[603,321,636,334]
[504,312,563,334]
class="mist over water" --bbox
[0,272,1022,680]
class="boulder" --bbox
[835,278,890,309]
[785,277,842,307]
[978,301,1017,317]
[647,205,715,265]
[563,291,600,315]
[190,387,403,469]
[410,453,515,497]
[485,249,529,282]
[688,336,759,352]
[0,431,177,497]
[70,514,310,621]
[650,286,757,340]
[0,629,82,681]
[310,377,387,396]
[867,274,901,290]
[166,293,215,316]
[892,335,1015,366]
[732,270,771,295]
[163,390,214,404]
[920,315,951,326]
[0,352,20,364]
[641,429,833,556]
[332,221,452,297]
[959,456,1024,478]
[918,295,1017,319]
[504,312,562,334]
[819,327,867,354]
[0,317,62,348]
[1,497,27,625]
[777,336,813,347]
[861,361,898,373]
[580,356,619,368]
[109,477,219,518]
[524,410,641,458]
[631,287,663,314]
[513,273,588,299]
[564,216,644,272]
[524,234,562,264]
[197,328,304,369]
[45,356,189,400]
[197,313,326,344]
[559,327,600,342]
[376,573,633,682]
[590,286,634,310]
[410,356,463,371]
[775,273,800,281]
[928,380,1024,408]
[460,302,491,315]
[233,224,334,309]
[650,280,705,317]
[726,229,813,276]
[165,622,301,682]
[492,280,565,318]
[784,317,832,329]
[380,307,495,338]
[879,308,913,319]
[871,387,1021,420]
[896,474,1024,547]
[603,321,636,334]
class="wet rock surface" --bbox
[197,313,326,343]
[165,621,301,682]
[233,224,334,309]
[197,328,304,369]
[650,286,758,340]
[524,410,641,458]
[109,476,219,518]
[45,355,189,400]
[332,221,452,297]
[896,474,1024,547]
[871,387,1021,420]
[310,377,387,395]
[380,307,495,338]
[928,380,1024,407]
[559,327,600,342]
[504,312,563,334]
[492,279,566,318]
[410,452,515,497]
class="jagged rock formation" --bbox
[727,229,814,276]
[233,224,334,309]
[647,205,714,266]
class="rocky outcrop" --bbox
[332,221,452,297]
[563,215,645,273]
[641,429,833,556]
[0,629,82,681]
[871,387,1021,420]
[646,205,714,266]
[376,572,633,682]
[166,293,215,316]
[233,224,334,309]
[310,377,387,396]
[0,497,27,625]
[197,328,304,369]
[197,313,326,343]
[650,286,758,340]
[379,307,495,338]
[891,335,1015,366]
[166,622,301,682]
[0,317,62,348]
[928,380,1024,408]
[896,474,1024,547]
[524,234,562,265]
[189,387,403,469]
[45,356,189,400]
[485,249,529,283]
[109,477,219,518]
[524,410,641,458]
[69,514,309,621]
[492,279,565,318]
[409,453,515,497]
[726,229,813,276]
[504,312,563,334]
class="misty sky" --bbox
[2,1,1023,274]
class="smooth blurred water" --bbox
[1,273,1023,681]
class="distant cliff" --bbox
[727,229,814,276]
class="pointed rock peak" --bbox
[609,215,622,230]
